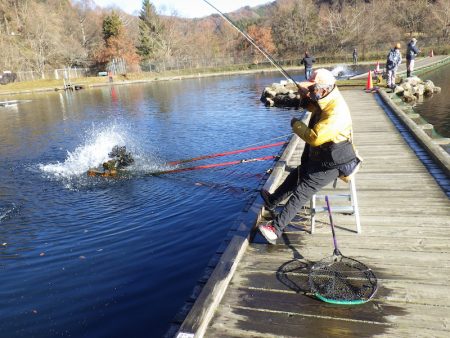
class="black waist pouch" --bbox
[310,141,356,168]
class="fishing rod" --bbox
[167,141,286,166]
[202,0,301,90]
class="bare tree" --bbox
[318,1,369,55]
[429,0,450,42]
[21,2,63,76]
[271,0,319,57]
[392,0,432,37]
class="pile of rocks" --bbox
[393,76,441,102]
[260,80,300,108]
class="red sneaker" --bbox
[258,221,278,245]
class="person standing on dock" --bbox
[352,48,358,65]
[386,43,402,90]
[406,38,420,77]
[258,69,360,244]
[300,51,316,80]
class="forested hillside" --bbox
[0,0,448,77]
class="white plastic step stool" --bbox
[310,177,361,234]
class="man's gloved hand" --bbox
[298,85,309,98]
[291,117,300,127]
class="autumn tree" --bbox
[95,11,140,71]
[173,16,229,66]
[242,25,276,64]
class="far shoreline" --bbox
[1,56,448,97]
[0,60,375,97]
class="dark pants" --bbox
[305,68,313,80]
[270,164,340,236]
[406,59,414,77]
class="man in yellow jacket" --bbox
[258,68,360,244]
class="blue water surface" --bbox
[0,72,298,337]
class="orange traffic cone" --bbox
[365,70,373,92]
[429,49,434,57]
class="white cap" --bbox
[307,68,336,86]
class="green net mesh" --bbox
[309,255,378,304]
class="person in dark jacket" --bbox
[300,51,316,80]
[406,38,420,77]
[258,69,360,244]
[352,48,358,64]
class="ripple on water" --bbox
[0,75,293,337]
[0,202,20,223]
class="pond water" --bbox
[412,62,450,138]
[0,63,447,337]
[0,73,298,338]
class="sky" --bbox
[93,0,272,18]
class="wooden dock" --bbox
[174,88,450,337]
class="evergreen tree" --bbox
[137,0,165,62]
[102,11,122,42]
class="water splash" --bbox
[331,65,351,78]
[38,122,169,185]
[39,124,129,177]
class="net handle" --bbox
[325,195,341,256]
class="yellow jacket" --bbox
[292,87,352,146]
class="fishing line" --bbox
[150,155,275,175]
[168,141,286,165]
[156,174,259,196]
[239,133,293,148]
[202,0,301,89]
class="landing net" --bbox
[309,254,378,305]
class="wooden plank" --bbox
[206,288,450,334]
[207,305,450,338]
[237,258,450,284]
[280,234,450,251]
[245,245,450,266]
[285,216,450,233]
[231,270,450,305]
[283,204,450,216]
[207,306,392,338]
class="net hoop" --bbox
[309,254,378,305]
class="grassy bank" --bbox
[0,59,379,96]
